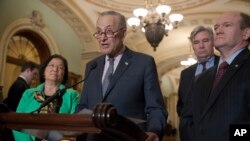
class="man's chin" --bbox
[101,48,110,54]
[214,44,226,49]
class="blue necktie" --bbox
[102,58,114,96]
[201,62,206,72]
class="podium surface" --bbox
[0,103,147,141]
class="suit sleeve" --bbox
[65,89,79,113]
[75,62,92,113]
[177,71,185,117]
[13,90,36,141]
[143,57,167,138]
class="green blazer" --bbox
[13,83,79,141]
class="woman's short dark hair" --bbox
[39,54,68,84]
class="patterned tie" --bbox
[200,62,207,72]
[102,58,114,95]
[212,61,229,90]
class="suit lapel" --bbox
[214,55,220,65]
[194,67,216,118]
[96,56,106,99]
[187,65,197,91]
[200,49,249,121]
[102,48,132,101]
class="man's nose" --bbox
[215,26,224,34]
[199,42,205,48]
[100,33,108,40]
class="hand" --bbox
[145,132,159,141]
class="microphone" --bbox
[31,61,97,113]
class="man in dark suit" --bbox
[75,11,167,141]
[5,61,39,111]
[177,25,219,141]
[2,61,39,141]
[188,12,250,141]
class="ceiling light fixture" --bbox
[180,45,197,67]
[127,0,183,51]
[180,55,197,66]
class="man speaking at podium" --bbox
[76,11,167,141]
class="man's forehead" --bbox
[96,25,114,29]
[217,12,240,22]
[97,15,118,27]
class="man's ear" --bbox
[121,29,127,39]
[243,27,250,41]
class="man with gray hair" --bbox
[76,11,167,141]
[177,25,219,141]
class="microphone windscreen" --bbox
[90,61,97,70]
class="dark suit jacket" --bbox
[2,77,29,141]
[6,77,29,111]
[76,47,167,141]
[177,55,219,141]
[177,64,197,117]
[190,48,250,141]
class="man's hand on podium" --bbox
[145,132,159,141]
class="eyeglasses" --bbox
[93,28,123,39]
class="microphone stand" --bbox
[30,80,83,114]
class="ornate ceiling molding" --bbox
[41,0,95,49]
[86,0,215,12]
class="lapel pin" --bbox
[125,62,128,65]
[235,64,239,67]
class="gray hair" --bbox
[189,26,214,43]
[99,11,127,30]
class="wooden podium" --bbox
[0,103,147,141]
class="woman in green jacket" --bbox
[13,54,79,141]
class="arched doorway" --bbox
[3,30,51,99]
[0,12,60,100]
